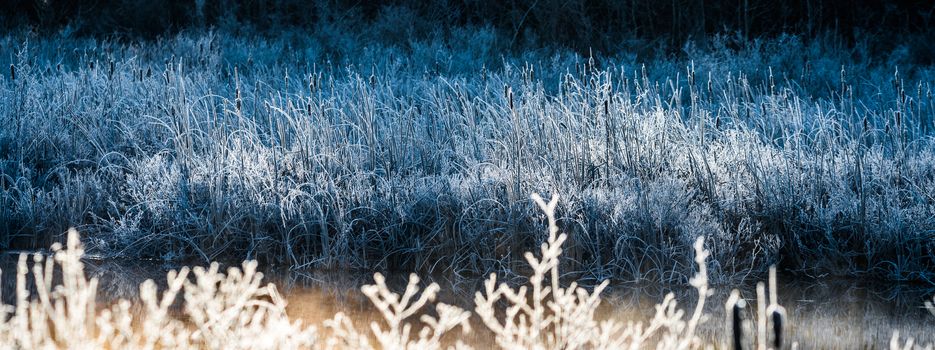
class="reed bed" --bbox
[0,32,934,284]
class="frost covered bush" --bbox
[0,229,319,349]
[0,194,728,349]
[3,194,933,349]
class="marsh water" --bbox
[2,254,933,349]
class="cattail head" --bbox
[768,67,775,94]
[10,64,14,81]
[726,289,745,350]
[733,300,746,349]
[505,85,514,111]
[767,266,785,349]
[236,86,242,112]
[687,61,695,86]
[893,66,900,92]
[840,65,847,93]
[768,305,786,349]
[707,72,713,96]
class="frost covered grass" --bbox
[0,193,831,349]
[1,31,934,282]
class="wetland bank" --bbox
[1,1,935,348]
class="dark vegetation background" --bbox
[1,0,933,61]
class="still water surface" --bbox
[2,255,933,349]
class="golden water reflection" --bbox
[2,255,933,349]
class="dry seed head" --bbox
[726,290,745,350]
[688,61,695,86]
[894,66,900,91]
[236,88,242,111]
[505,85,514,111]
[768,305,786,349]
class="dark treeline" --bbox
[1,0,933,57]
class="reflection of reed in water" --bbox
[1,253,180,304]
[84,259,181,301]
